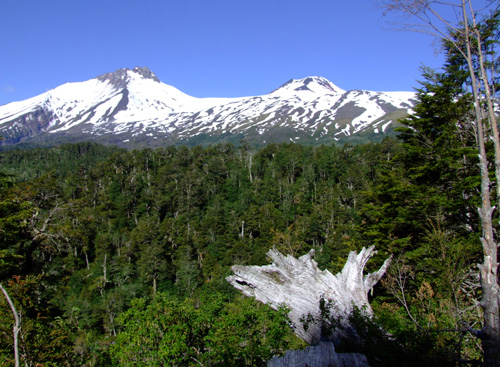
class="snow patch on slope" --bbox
[0,68,417,144]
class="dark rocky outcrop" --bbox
[268,342,370,367]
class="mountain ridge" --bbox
[0,67,417,148]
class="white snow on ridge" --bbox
[382,121,392,132]
[271,76,346,98]
[126,71,240,113]
[377,91,416,107]
[0,68,417,142]
[0,94,47,124]
[350,93,385,129]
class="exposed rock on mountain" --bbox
[0,67,417,148]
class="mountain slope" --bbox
[0,67,417,148]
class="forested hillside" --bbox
[0,133,484,365]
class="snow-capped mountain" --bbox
[0,67,417,148]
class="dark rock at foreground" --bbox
[268,342,369,367]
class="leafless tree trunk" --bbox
[0,283,20,367]
[381,1,500,364]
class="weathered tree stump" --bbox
[226,246,391,345]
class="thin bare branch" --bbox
[0,283,20,367]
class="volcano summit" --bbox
[0,67,417,148]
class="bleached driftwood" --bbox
[226,246,391,345]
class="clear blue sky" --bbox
[0,0,446,106]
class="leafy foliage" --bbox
[0,118,486,365]
[111,294,304,366]
[0,141,391,365]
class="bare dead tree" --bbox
[380,1,500,365]
[0,283,20,367]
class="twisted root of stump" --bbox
[226,246,391,345]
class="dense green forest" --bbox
[1,7,499,365]
[0,132,485,365]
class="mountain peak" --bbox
[131,66,160,82]
[97,67,160,89]
[271,76,345,96]
[0,68,416,148]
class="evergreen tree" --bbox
[362,20,500,361]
